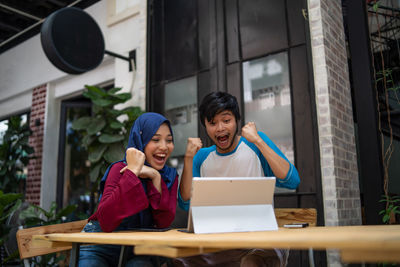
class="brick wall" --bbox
[308,0,362,265]
[26,84,47,205]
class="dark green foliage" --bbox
[0,116,35,194]
[28,253,66,267]
[71,85,142,185]
[19,201,77,227]
[17,201,77,266]
[379,195,400,224]
[0,191,22,247]
[0,190,22,264]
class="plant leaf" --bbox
[110,121,124,129]
[87,118,106,135]
[113,93,131,101]
[82,134,95,147]
[373,1,380,12]
[92,98,113,107]
[104,143,125,163]
[56,204,77,219]
[0,192,23,206]
[90,163,102,183]
[71,117,93,130]
[88,145,107,163]
[85,85,107,96]
[383,214,390,223]
[99,134,124,143]
[108,109,123,117]
[107,87,122,94]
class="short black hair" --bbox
[199,91,241,126]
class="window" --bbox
[0,120,7,144]
[243,52,294,192]
[164,76,198,174]
[0,112,30,194]
[0,113,28,144]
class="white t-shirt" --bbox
[178,132,300,211]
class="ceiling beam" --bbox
[0,3,42,21]
[46,0,67,7]
[0,21,22,33]
[0,0,85,50]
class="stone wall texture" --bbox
[308,0,362,265]
[26,84,47,205]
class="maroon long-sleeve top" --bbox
[89,162,178,232]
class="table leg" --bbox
[308,248,315,267]
[118,245,129,267]
[70,243,80,267]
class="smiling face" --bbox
[204,110,239,154]
[144,123,174,170]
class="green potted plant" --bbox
[71,85,142,186]
[0,191,22,265]
[18,201,78,266]
[0,115,35,194]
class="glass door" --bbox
[57,97,93,219]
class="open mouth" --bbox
[216,134,230,148]
[153,153,166,165]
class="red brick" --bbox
[26,84,47,204]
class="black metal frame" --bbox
[345,0,386,225]
[56,99,92,211]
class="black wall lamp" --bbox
[105,49,136,72]
[41,7,135,75]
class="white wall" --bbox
[0,0,147,116]
[0,1,109,118]
[108,0,147,109]
[0,0,148,210]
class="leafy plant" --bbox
[372,0,381,12]
[0,115,34,194]
[376,69,400,99]
[28,253,67,267]
[369,0,400,225]
[0,190,22,264]
[19,201,77,227]
[18,201,78,266]
[0,191,22,246]
[379,195,400,224]
[71,85,142,185]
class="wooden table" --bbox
[32,225,400,266]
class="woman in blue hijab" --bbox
[78,112,178,267]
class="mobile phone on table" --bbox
[283,223,309,228]
[126,227,171,232]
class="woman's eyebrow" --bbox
[152,134,172,137]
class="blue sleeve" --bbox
[178,190,190,211]
[192,150,201,178]
[256,132,300,189]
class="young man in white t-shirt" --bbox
[176,92,300,267]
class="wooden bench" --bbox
[274,208,317,227]
[17,208,317,265]
[16,219,87,259]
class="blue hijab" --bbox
[99,112,177,198]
